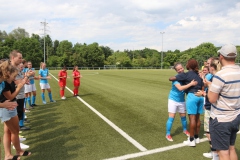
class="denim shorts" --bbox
[0,108,17,123]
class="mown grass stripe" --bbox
[49,72,148,152]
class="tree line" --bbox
[1,28,240,68]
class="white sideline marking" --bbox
[49,73,147,152]
[104,138,208,160]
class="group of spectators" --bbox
[0,50,82,160]
[166,44,240,160]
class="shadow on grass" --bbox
[172,123,205,138]
[24,102,83,160]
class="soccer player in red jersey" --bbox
[58,66,67,99]
[72,66,82,96]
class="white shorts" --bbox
[40,83,50,90]
[168,99,186,114]
[24,84,36,93]
[204,110,211,132]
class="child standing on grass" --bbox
[166,63,196,141]
[72,66,82,96]
[39,62,55,104]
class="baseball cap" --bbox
[217,44,237,58]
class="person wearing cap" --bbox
[208,44,240,160]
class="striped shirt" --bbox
[209,65,240,122]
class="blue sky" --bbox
[1,0,240,52]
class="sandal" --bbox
[21,151,31,156]
[7,155,20,160]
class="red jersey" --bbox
[73,70,80,84]
[58,70,67,84]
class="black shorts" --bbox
[209,115,240,150]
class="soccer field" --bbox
[1,69,240,160]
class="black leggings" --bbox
[17,98,24,120]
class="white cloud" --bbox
[0,0,240,52]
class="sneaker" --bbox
[195,137,200,144]
[25,109,30,113]
[20,126,31,131]
[166,135,173,141]
[183,130,190,136]
[61,96,66,100]
[183,137,196,147]
[32,104,37,106]
[19,137,26,142]
[43,100,46,104]
[13,143,29,149]
[50,100,56,102]
[212,152,219,160]
[203,152,213,158]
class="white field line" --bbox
[49,73,147,152]
[104,138,209,160]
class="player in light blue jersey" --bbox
[25,61,38,108]
[166,63,197,141]
[38,62,55,104]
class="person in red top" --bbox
[72,66,82,96]
[58,66,67,99]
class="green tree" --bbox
[0,30,8,42]
[12,37,42,67]
[85,43,105,67]
[8,27,29,40]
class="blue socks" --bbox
[48,92,53,101]
[27,97,31,107]
[41,92,45,102]
[181,116,187,131]
[166,117,174,135]
[32,95,36,105]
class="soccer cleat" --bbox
[203,152,213,158]
[61,96,66,100]
[183,130,190,136]
[165,135,173,141]
[43,100,46,104]
[195,137,200,144]
[50,100,56,102]
[183,137,196,147]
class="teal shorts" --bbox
[186,92,204,115]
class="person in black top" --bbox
[169,59,204,147]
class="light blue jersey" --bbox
[25,68,35,84]
[39,68,48,84]
[0,81,5,94]
[205,73,213,91]
[168,80,185,102]
[22,68,28,73]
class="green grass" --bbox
[1,69,240,160]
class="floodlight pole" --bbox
[41,19,48,63]
[160,32,165,69]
